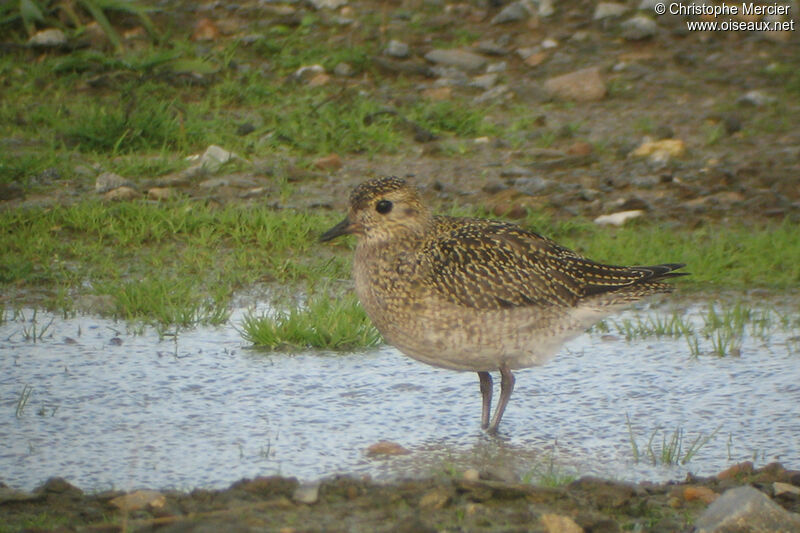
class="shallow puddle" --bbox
[1,300,798,491]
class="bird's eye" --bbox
[375,199,393,214]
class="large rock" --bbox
[694,486,800,532]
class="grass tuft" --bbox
[240,291,381,351]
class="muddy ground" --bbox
[0,462,799,532]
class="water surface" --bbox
[1,302,798,491]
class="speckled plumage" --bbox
[321,176,687,433]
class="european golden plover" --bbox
[321,176,687,434]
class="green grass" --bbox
[240,291,381,351]
[626,414,722,466]
[598,301,800,357]
[2,198,799,338]
[0,199,348,327]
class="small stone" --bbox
[594,2,628,20]
[683,485,718,504]
[487,61,507,73]
[36,477,82,496]
[292,483,320,504]
[543,67,606,102]
[594,210,644,226]
[365,440,411,456]
[538,0,555,17]
[474,40,508,56]
[191,18,220,42]
[309,0,347,9]
[541,514,583,533]
[424,49,488,72]
[27,28,68,47]
[631,139,685,163]
[524,51,548,67]
[333,62,354,76]
[694,486,800,533]
[473,84,510,104]
[104,186,141,201]
[194,144,242,172]
[313,153,343,171]
[422,87,452,101]
[110,490,166,511]
[491,1,532,24]
[470,73,498,90]
[541,38,558,49]
[567,142,593,156]
[463,469,480,481]
[738,90,776,107]
[385,40,410,58]
[774,482,800,498]
[308,73,331,87]
[717,461,754,480]
[419,487,451,509]
[291,64,325,83]
[621,15,658,40]
[95,172,134,194]
[147,187,173,201]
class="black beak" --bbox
[320,217,353,242]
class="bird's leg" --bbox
[487,364,515,435]
[478,371,493,429]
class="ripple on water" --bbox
[0,304,798,491]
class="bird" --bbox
[320,176,687,434]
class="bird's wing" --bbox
[421,217,675,311]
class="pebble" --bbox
[104,186,141,201]
[473,84,509,104]
[541,514,582,533]
[333,62,354,76]
[594,2,628,20]
[774,482,800,498]
[470,73,498,90]
[486,61,507,73]
[424,49,488,72]
[27,28,68,47]
[147,187,173,201]
[738,90,775,107]
[543,67,607,101]
[418,487,451,509]
[621,15,658,40]
[110,490,166,511]
[541,38,558,49]
[313,153,343,171]
[193,144,242,172]
[631,139,685,163]
[292,483,320,504]
[291,64,326,83]
[491,1,532,25]
[462,469,480,481]
[365,441,410,456]
[309,0,347,9]
[594,210,644,226]
[683,485,719,504]
[538,0,555,17]
[474,40,508,56]
[694,486,800,533]
[385,40,410,59]
[95,172,134,194]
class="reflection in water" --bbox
[0,304,798,491]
